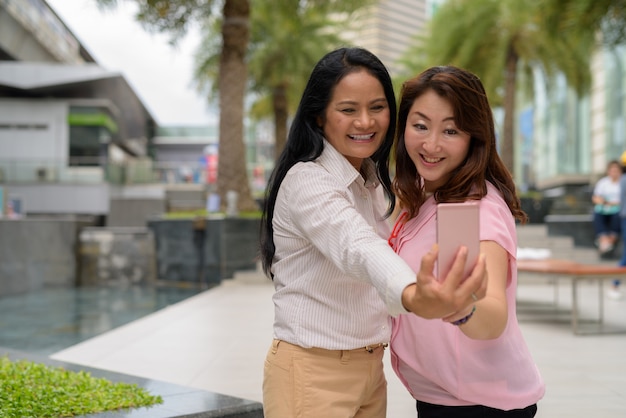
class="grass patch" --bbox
[0,356,163,417]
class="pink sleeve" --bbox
[478,184,517,259]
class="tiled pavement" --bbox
[8,224,626,416]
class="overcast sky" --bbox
[46,0,217,126]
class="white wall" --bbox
[0,99,68,162]
[0,100,110,215]
[5,183,110,215]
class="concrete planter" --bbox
[2,347,264,418]
[0,218,93,296]
[147,216,260,285]
[520,197,553,224]
[545,213,595,247]
[78,227,157,286]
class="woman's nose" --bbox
[422,133,441,151]
[354,112,374,129]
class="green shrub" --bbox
[0,356,163,418]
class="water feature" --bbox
[0,283,204,356]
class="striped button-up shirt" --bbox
[271,141,416,350]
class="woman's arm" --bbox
[286,166,488,318]
[452,240,508,340]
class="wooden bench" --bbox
[517,259,626,335]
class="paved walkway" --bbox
[52,226,626,417]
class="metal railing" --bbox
[0,158,157,185]
[0,158,219,186]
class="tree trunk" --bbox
[217,0,257,212]
[273,83,288,160]
[502,44,518,176]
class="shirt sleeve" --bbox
[282,167,417,316]
[593,177,607,197]
[478,187,518,286]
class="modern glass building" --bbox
[530,45,626,192]
[355,1,626,195]
[347,0,430,76]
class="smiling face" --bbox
[404,89,471,192]
[320,69,390,170]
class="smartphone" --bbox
[436,202,480,280]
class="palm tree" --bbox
[251,1,380,159]
[214,0,256,211]
[551,0,626,47]
[96,0,257,212]
[399,0,595,177]
[247,2,347,159]
[196,0,375,160]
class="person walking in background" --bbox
[259,48,487,417]
[591,160,622,257]
[388,66,545,417]
[612,152,626,299]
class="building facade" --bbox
[0,0,157,218]
[348,0,430,76]
[354,0,626,198]
[530,45,626,194]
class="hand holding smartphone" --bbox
[436,202,480,280]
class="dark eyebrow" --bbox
[337,97,387,106]
[413,111,454,123]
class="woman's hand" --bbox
[401,244,487,319]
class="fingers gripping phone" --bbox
[436,202,480,280]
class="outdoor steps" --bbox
[232,224,611,283]
[230,224,614,284]
[517,223,613,265]
[230,225,608,283]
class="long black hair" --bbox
[260,47,397,278]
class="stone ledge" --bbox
[544,213,621,259]
[545,213,595,247]
[1,347,264,418]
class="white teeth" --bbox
[423,156,442,163]
[350,134,373,140]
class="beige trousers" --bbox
[263,339,387,418]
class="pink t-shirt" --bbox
[389,182,545,411]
